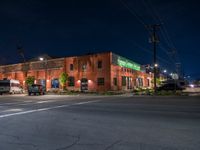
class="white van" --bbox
[0,79,23,95]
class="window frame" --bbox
[51,78,59,88]
[97,78,104,86]
[97,60,102,69]
[70,64,74,71]
[113,77,117,86]
[122,76,126,86]
[68,76,75,86]
[82,64,86,71]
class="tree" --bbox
[59,72,68,90]
[151,78,162,86]
[26,76,35,86]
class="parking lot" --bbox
[0,94,200,150]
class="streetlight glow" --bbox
[190,84,194,88]
[39,57,44,61]
[154,63,158,67]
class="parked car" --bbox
[157,83,185,91]
[28,84,45,95]
[0,79,23,95]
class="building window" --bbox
[68,76,75,86]
[51,79,59,88]
[82,64,86,71]
[97,61,102,69]
[137,78,143,87]
[39,79,46,88]
[122,76,126,86]
[139,78,143,87]
[113,78,117,86]
[147,79,150,87]
[97,78,104,86]
[70,64,73,71]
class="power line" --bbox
[141,0,158,24]
[119,0,149,32]
[141,0,173,49]
[118,0,176,75]
[130,40,172,65]
[158,44,175,63]
[119,1,172,67]
[146,0,181,62]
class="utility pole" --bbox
[148,24,160,94]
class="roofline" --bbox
[0,51,144,67]
[0,51,112,67]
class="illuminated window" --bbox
[51,79,59,88]
[137,78,143,87]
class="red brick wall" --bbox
[110,53,153,91]
[64,52,111,92]
[0,52,152,92]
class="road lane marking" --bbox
[0,100,100,119]
[36,100,54,104]
[0,96,103,107]
[1,108,24,113]
[0,101,34,106]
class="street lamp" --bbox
[39,57,44,61]
[153,63,158,94]
[163,69,167,73]
[39,57,47,91]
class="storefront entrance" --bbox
[81,78,88,92]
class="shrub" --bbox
[59,72,68,90]
[26,76,35,86]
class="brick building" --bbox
[0,52,153,92]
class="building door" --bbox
[81,78,88,92]
[127,77,131,89]
[136,78,143,88]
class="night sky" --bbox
[0,0,199,79]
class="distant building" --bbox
[0,52,153,92]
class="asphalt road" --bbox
[0,94,200,150]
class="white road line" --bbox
[0,101,33,106]
[0,97,87,107]
[0,100,100,119]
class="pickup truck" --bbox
[28,84,45,96]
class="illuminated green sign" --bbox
[112,53,141,71]
[117,57,141,71]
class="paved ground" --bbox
[0,94,200,150]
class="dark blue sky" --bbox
[0,0,199,78]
